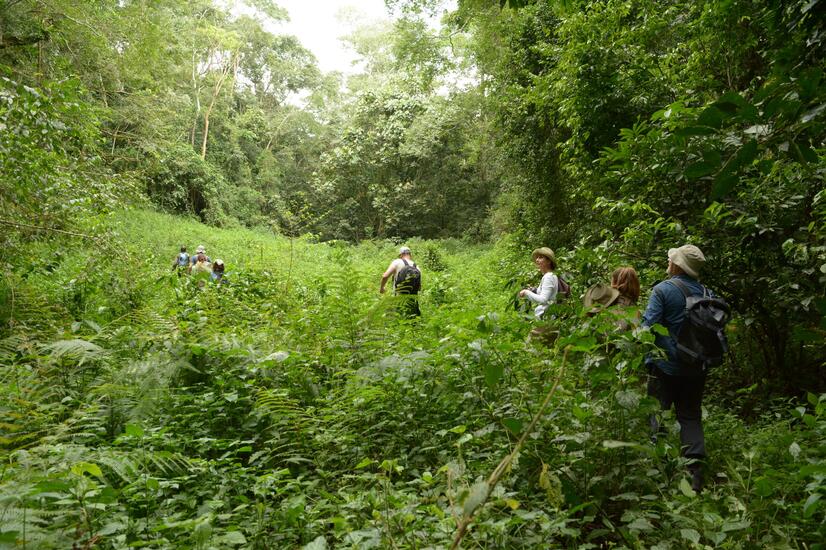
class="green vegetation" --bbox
[1,210,824,548]
[0,0,824,547]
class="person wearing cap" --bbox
[380,246,421,317]
[642,244,712,491]
[518,247,559,319]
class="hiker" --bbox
[610,267,640,307]
[518,247,559,319]
[188,245,211,272]
[211,259,225,283]
[642,245,723,492]
[380,246,421,317]
[583,266,641,333]
[172,246,189,276]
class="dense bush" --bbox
[1,210,823,548]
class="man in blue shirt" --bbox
[643,244,710,492]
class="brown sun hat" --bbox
[583,283,621,309]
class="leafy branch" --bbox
[450,346,570,549]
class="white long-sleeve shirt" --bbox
[525,272,558,318]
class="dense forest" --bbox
[0,0,824,548]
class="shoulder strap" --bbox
[667,278,691,298]
[667,277,707,298]
[401,259,409,267]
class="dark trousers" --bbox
[647,368,706,458]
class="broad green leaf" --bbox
[463,480,489,516]
[788,441,801,460]
[803,493,821,518]
[675,126,716,137]
[219,531,248,546]
[503,498,521,510]
[302,535,328,550]
[502,417,523,435]
[680,528,701,544]
[721,520,751,532]
[627,517,653,531]
[735,139,759,167]
[679,478,696,497]
[71,462,104,480]
[572,405,591,421]
[684,161,717,180]
[793,142,818,163]
[125,424,144,437]
[34,480,72,493]
[355,458,374,469]
[558,335,598,352]
[97,522,124,536]
[484,362,504,387]
[753,476,775,497]
[711,172,738,200]
[697,106,725,129]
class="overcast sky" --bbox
[271,0,392,74]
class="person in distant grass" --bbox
[172,246,189,276]
[188,245,211,272]
[211,259,226,283]
[380,246,422,318]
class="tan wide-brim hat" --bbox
[668,244,705,278]
[531,247,556,265]
[583,283,620,309]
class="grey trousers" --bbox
[647,368,707,458]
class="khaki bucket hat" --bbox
[668,244,705,278]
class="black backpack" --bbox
[668,278,731,369]
[395,259,421,294]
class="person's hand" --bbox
[518,289,527,298]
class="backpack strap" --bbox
[401,259,409,267]
[666,277,707,299]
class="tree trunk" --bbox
[200,54,236,160]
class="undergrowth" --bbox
[0,210,823,549]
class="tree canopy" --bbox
[0,0,824,547]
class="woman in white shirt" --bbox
[518,247,559,319]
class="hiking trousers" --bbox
[647,368,706,458]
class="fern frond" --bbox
[41,338,108,366]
